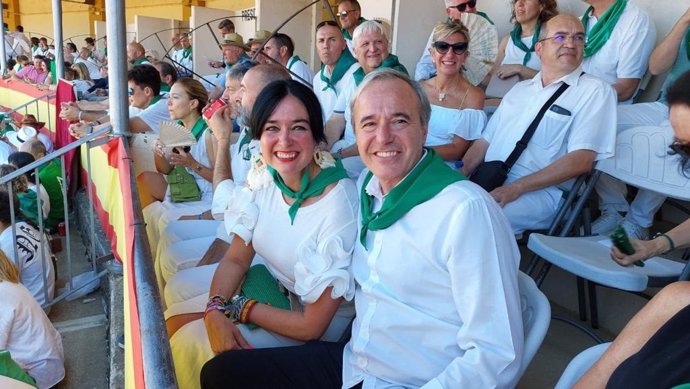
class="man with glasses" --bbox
[313,20,360,123]
[414,0,495,81]
[462,14,617,235]
[337,0,366,55]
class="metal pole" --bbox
[51,0,64,80]
[0,8,7,74]
[106,0,129,136]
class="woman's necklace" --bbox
[434,77,447,102]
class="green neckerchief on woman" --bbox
[582,0,627,58]
[510,21,542,66]
[268,158,348,224]
[176,117,207,141]
[320,49,357,93]
[359,148,466,248]
[352,54,408,86]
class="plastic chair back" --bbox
[518,271,551,378]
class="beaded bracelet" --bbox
[239,299,258,324]
[655,232,675,254]
[226,295,249,322]
[203,295,228,319]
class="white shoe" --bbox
[591,210,623,235]
[620,218,649,241]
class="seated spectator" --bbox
[312,21,359,123]
[166,79,358,389]
[490,0,558,84]
[324,20,407,178]
[592,7,690,240]
[208,33,250,100]
[207,19,236,69]
[415,0,496,81]
[581,0,655,104]
[462,14,616,234]
[0,190,55,309]
[173,34,193,77]
[247,30,271,63]
[152,61,177,97]
[420,20,486,166]
[74,47,102,81]
[18,140,64,233]
[573,72,690,389]
[7,152,50,226]
[0,249,64,389]
[84,36,106,64]
[63,42,78,64]
[262,33,314,87]
[10,56,51,85]
[336,0,366,55]
[29,37,39,58]
[201,68,522,389]
[8,114,54,153]
[127,41,150,66]
[33,38,54,60]
[69,63,95,98]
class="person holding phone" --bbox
[573,71,690,389]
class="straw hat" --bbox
[16,114,45,130]
[219,33,248,50]
[248,30,272,45]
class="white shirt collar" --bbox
[531,66,584,90]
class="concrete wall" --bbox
[135,16,179,62]
[257,0,318,71]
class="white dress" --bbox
[166,178,359,389]
[427,105,486,166]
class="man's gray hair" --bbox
[352,20,388,49]
[349,68,431,128]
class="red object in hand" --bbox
[58,222,66,236]
[203,99,227,121]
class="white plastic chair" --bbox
[554,342,611,389]
[518,271,551,378]
[528,125,690,325]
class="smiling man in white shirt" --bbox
[201,68,523,389]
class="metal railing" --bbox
[0,125,112,307]
[1,91,57,132]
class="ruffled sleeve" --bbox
[211,179,236,219]
[293,234,355,304]
[452,109,487,141]
[223,186,259,245]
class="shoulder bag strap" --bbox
[504,81,571,169]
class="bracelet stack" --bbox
[239,299,257,324]
[655,232,675,254]
[204,294,227,318]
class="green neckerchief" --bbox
[131,57,149,65]
[177,117,207,141]
[686,28,690,61]
[237,126,252,153]
[359,148,465,248]
[582,0,627,58]
[477,11,494,25]
[352,54,408,86]
[182,46,192,59]
[672,384,690,389]
[147,95,162,108]
[320,48,357,93]
[510,22,542,66]
[268,159,348,224]
[104,47,107,56]
[288,55,303,69]
[160,83,171,94]
[342,17,367,40]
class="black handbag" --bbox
[470,81,571,192]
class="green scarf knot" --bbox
[268,159,349,224]
[320,49,358,93]
[359,148,466,248]
[352,54,408,86]
[582,0,627,58]
[510,22,542,66]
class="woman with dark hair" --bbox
[165,80,358,389]
[572,71,690,389]
[492,0,558,81]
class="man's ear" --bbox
[279,46,288,59]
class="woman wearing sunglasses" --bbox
[420,20,486,166]
[492,0,558,82]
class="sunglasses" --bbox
[127,88,134,96]
[336,9,356,18]
[432,41,469,55]
[448,0,477,12]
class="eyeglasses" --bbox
[432,41,469,55]
[336,9,356,18]
[448,0,477,13]
[538,33,586,45]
